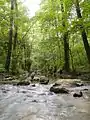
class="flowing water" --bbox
[0,83,90,120]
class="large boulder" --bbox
[17,81,30,86]
[40,76,49,85]
[50,86,69,94]
[73,91,83,97]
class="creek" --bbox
[0,83,90,120]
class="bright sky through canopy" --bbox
[22,0,41,17]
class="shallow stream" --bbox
[0,83,90,120]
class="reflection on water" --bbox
[0,84,90,120]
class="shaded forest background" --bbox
[0,0,90,75]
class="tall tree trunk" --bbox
[63,32,70,71]
[13,0,18,50]
[75,0,90,64]
[5,0,14,71]
[11,0,18,74]
[61,1,70,72]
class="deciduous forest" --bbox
[0,0,90,75]
[0,0,90,120]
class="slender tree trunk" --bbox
[63,32,70,71]
[54,17,62,67]
[13,0,18,50]
[69,48,75,71]
[11,0,18,74]
[13,27,18,50]
[22,41,26,70]
[5,0,14,71]
[61,1,70,72]
[75,0,90,64]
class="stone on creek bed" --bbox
[17,81,30,86]
[31,84,36,87]
[39,76,49,85]
[52,83,61,87]
[53,79,85,88]
[50,86,69,94]
[73,91,83,97]
[71,82,84,87]
[32,76,40,81]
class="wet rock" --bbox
[31,84,36,87]
[32,76,40,81]
[73,91,83,97]
[32,100,38,103]
[40,76,49,85]
[53,83,61,87]
[83,88,88,91]
[4,75,12,78]
[3,76,14,81]
[73,82,84,87]
[50,86,69,94]
[27,95,32,97]
[13,83,17,86]
[40,79,49,85]
[21,91,27,93]
[77,73,90,80]
[1,88,6,91]
[48,92,54,95]
[2,90,7,93]
[39,93,46,96]
[1,88,9,93]
[60,74,72,79]
[17,81,30,86]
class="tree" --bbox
[13,0,18,50]
[0,0,90,74]
[5,0,14,71]
[11,0,18,74]
[75,0,90,65]
[61,0,70,72]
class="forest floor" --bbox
[0,71,90,84]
